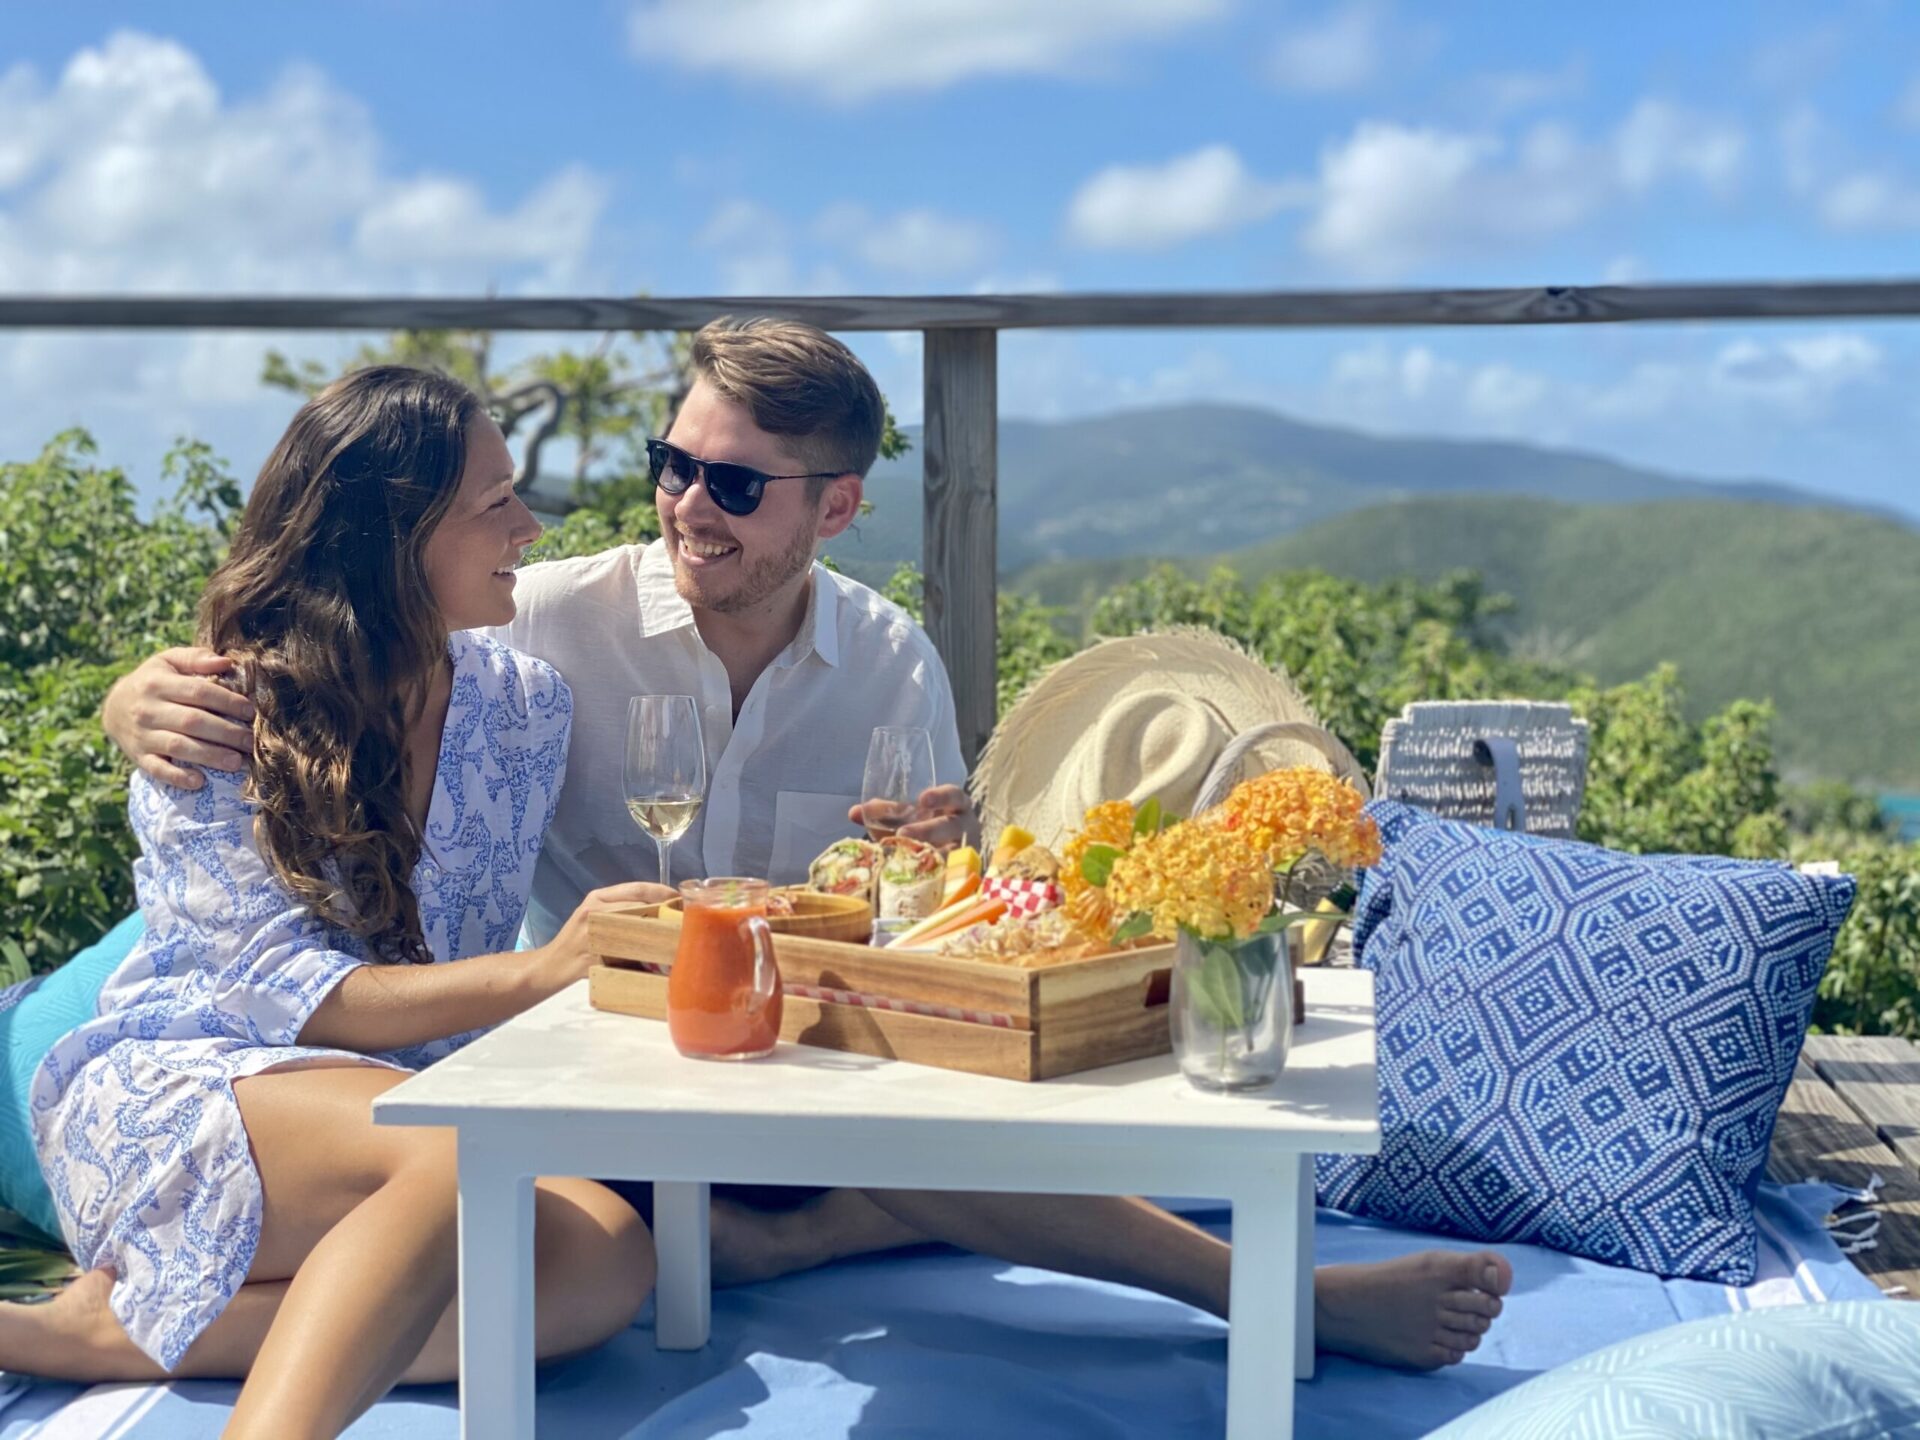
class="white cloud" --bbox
[814,204,996,276]
[0,32,610,488]
[1323,331,1885,444]
[1819,171,1920,230]
[1602,255,1648,284]
[1748,23,1849,93]
[0,32,604,293]
[1778,104,1825,195]
[1299,122,1588,276]
[1296,102,1745,278]
[1265,2,1385,94]
[1465,61,1586,119]
[696,197,784,250]
[1065,145,1306,251]
[1771,101,1920,232]
[627,0,1226,103]
[1613,98,1744,194]
[694,198,995,289]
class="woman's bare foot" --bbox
[1314,1249,1511,1370]
[0,1268,159,1382]
[709,1189,926,1288]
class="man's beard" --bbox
[672,519,818,615]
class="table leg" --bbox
[456,1141,536,1440]
[1228,1156,1300,1440]
[652,1180,711,1350]
[1296,1156,1315,1381]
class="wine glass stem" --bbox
[656,837,673,890]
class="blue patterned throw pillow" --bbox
[1318,802,1856,1283]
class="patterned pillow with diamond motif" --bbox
[1317,801,1856,1283]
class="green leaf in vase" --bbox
[1197,942,1247,1030]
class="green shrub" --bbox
[1798,835,1920,1037]
[0,434,240,971]
[3,431,1917,1040]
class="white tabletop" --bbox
[376,967,1379,1157]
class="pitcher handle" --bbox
[743,915,780,1016]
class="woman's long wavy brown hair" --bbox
[198,365,484,965]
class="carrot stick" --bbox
[894,896,1007,949]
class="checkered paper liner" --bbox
[981,875,1064,918]
[628,960,1017,1029]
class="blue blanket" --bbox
[0,1183,1880,1439]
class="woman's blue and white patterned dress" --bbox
[31,631,571,1371]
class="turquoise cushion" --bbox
[1429,1300,1920,1438]
[1321,801,1856,1283]
[0,912,142,1242]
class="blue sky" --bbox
[2,2,1918,517]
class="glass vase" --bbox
[1170,927,1295,1093]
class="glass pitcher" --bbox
[667,877,783,1060]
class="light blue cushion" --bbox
[1429,1300,1920,1439]
[1318,801,1856,1283]
[0,912,143,1241]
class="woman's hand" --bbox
[534,882,676,992]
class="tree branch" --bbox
[509,380,566,492]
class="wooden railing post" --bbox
[921,328,998,771]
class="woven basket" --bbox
[1190,720,1372,921]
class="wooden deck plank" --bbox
[1799,1035,1920,1175]
[1768,1066,1920,1297]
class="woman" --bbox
[17,367,663,1439]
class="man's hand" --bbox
[849,784,979,851]
[103,647,255,790]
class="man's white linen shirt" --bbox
[487,539,966,944]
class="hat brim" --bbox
[973,629,1332,849]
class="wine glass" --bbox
[860,726,936,842]
[624,695,707,888]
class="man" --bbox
[105,318,1508,1372]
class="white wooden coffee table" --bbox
[373,966,1379,1439]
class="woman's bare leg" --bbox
[20,1161,649,1391]
[0,1065,653,1435]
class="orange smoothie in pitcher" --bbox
[668,878,784,1059]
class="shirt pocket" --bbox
[770,790,863,885]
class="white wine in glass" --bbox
[624,695,707,888]
[860,726,935,842]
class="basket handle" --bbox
[1192,721,1371,816]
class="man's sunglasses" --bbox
[645,438,845,517]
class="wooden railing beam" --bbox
[4,279,1920,332]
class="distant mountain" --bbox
[1015,496,1920,789]
[823,402,1894,582]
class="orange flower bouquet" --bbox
[1063,769,1379,1092]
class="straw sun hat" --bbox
[972,630,1349,850]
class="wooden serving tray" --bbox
[654,888,872,944]
[586,903,1176,1082]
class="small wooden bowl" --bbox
[658,888,873,944]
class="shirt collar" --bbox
[632,540,697,637]
[785,564,841,669]
[633,538,841,668]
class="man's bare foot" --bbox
[1315,1249,1511,1370]
[709,1189,927,1288]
